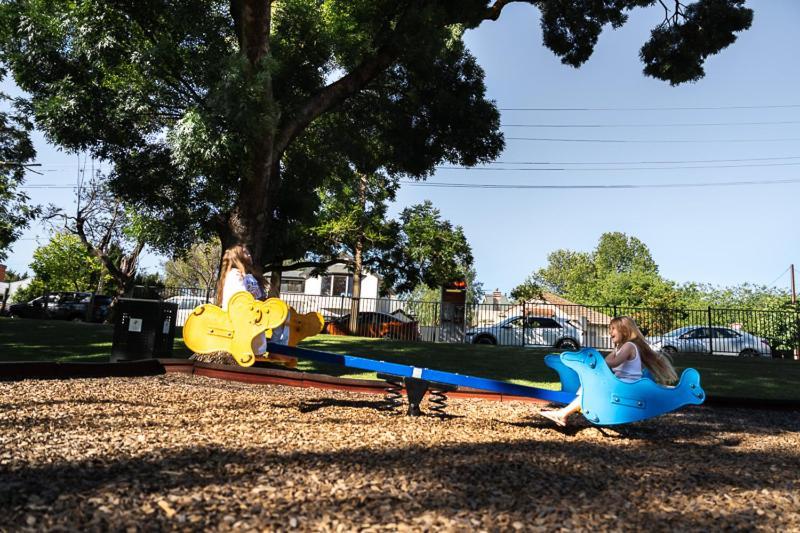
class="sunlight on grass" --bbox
[3,319,800,401]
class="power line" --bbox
[401,178,800,190]
[18,185,78,189]
[436,162,800,172]
[502,120,800,128]
[484,155,800,165]
[766,267,791,288]
[506,137,800,143]
[499,104,800,111]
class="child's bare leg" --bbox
[541,392,582,426]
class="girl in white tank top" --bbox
[540,318,649,426]
[613,341,643,383]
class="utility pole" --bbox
[792,264,798,360]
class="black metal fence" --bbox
[129,285,800,358]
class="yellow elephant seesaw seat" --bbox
[182,291,324,367]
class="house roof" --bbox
[481,289,510,306]
[274,261,372,280]
[532,292,613,326]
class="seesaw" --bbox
[544,350,705,425]
[183,293,705,425]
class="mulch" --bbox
[1,374,798,531]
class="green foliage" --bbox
[513,232,682,308]
[163,238,221,289]
[593,232,657,276]
[534,249,596,301]
[134,271,165,288]
[3,268,27,282]
[640,0,753,85]
[677,282,793,310]
[403,265,484,325]
[379,201,474,294]
[0,0,753,265]
[513,232,796,320]
[0,91,37,261]
[26,232,107,293]
[11,277,46,303]
[509,277,543,303]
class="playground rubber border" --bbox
[1,359,799,411]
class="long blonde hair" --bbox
[610,316,678,385]
[215,244,254,306]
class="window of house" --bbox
[320,274,352,296]
[280,278,305,293]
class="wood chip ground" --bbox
[1,374,798,531]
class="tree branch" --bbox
[484,0,517,21]
[274,42,400,155]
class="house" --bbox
[474,289,512,326]
[0,277,33,313]
[272,263,389,318]
[276,263,380,298]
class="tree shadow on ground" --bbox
[1,427,798,532]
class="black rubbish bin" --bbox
[111,298,178,362]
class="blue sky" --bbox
[7,0,800,295]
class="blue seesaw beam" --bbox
[266,342,576,405]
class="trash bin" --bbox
[111,298,178,362]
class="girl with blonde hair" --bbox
[540,315,677,426]
[215,244,269,355]
[216,244,262,308]
[214,244,295,366]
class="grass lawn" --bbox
[0,318,192,362]
[2,317,799,401]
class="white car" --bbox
[465,315,582,349]
[166,295,211,327]
[647,326,771,357]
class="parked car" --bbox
[647,326,771,357]
[53,293,113,322]
[8,292,112,322]
[465,315,582,350]
[7,294,61,319]
[326,311,422,341]
[166,295,213,327]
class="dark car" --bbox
[9,292,112,322]
[326,311,422,341]
[8,294,60,319]
[56,293,113,322]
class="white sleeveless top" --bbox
[613,342,643,383]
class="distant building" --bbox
[274,263,380,298]
[270,264,387,318]
[0,277,33,310]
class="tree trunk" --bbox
[348,174,368,333]
[226,0,276,269]
[269,269,282,298]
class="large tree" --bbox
[0,89,37,261]
[164,238,222,291]
[0,1,754,269]
[512,232,679,307]
[13,232,107,303]
[44,173,148,296]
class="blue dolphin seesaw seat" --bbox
[544,348,705,425]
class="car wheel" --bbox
[556,338,579,351]
[473,335,496,345]
[662,346,678,355]
[738,348,758,358]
